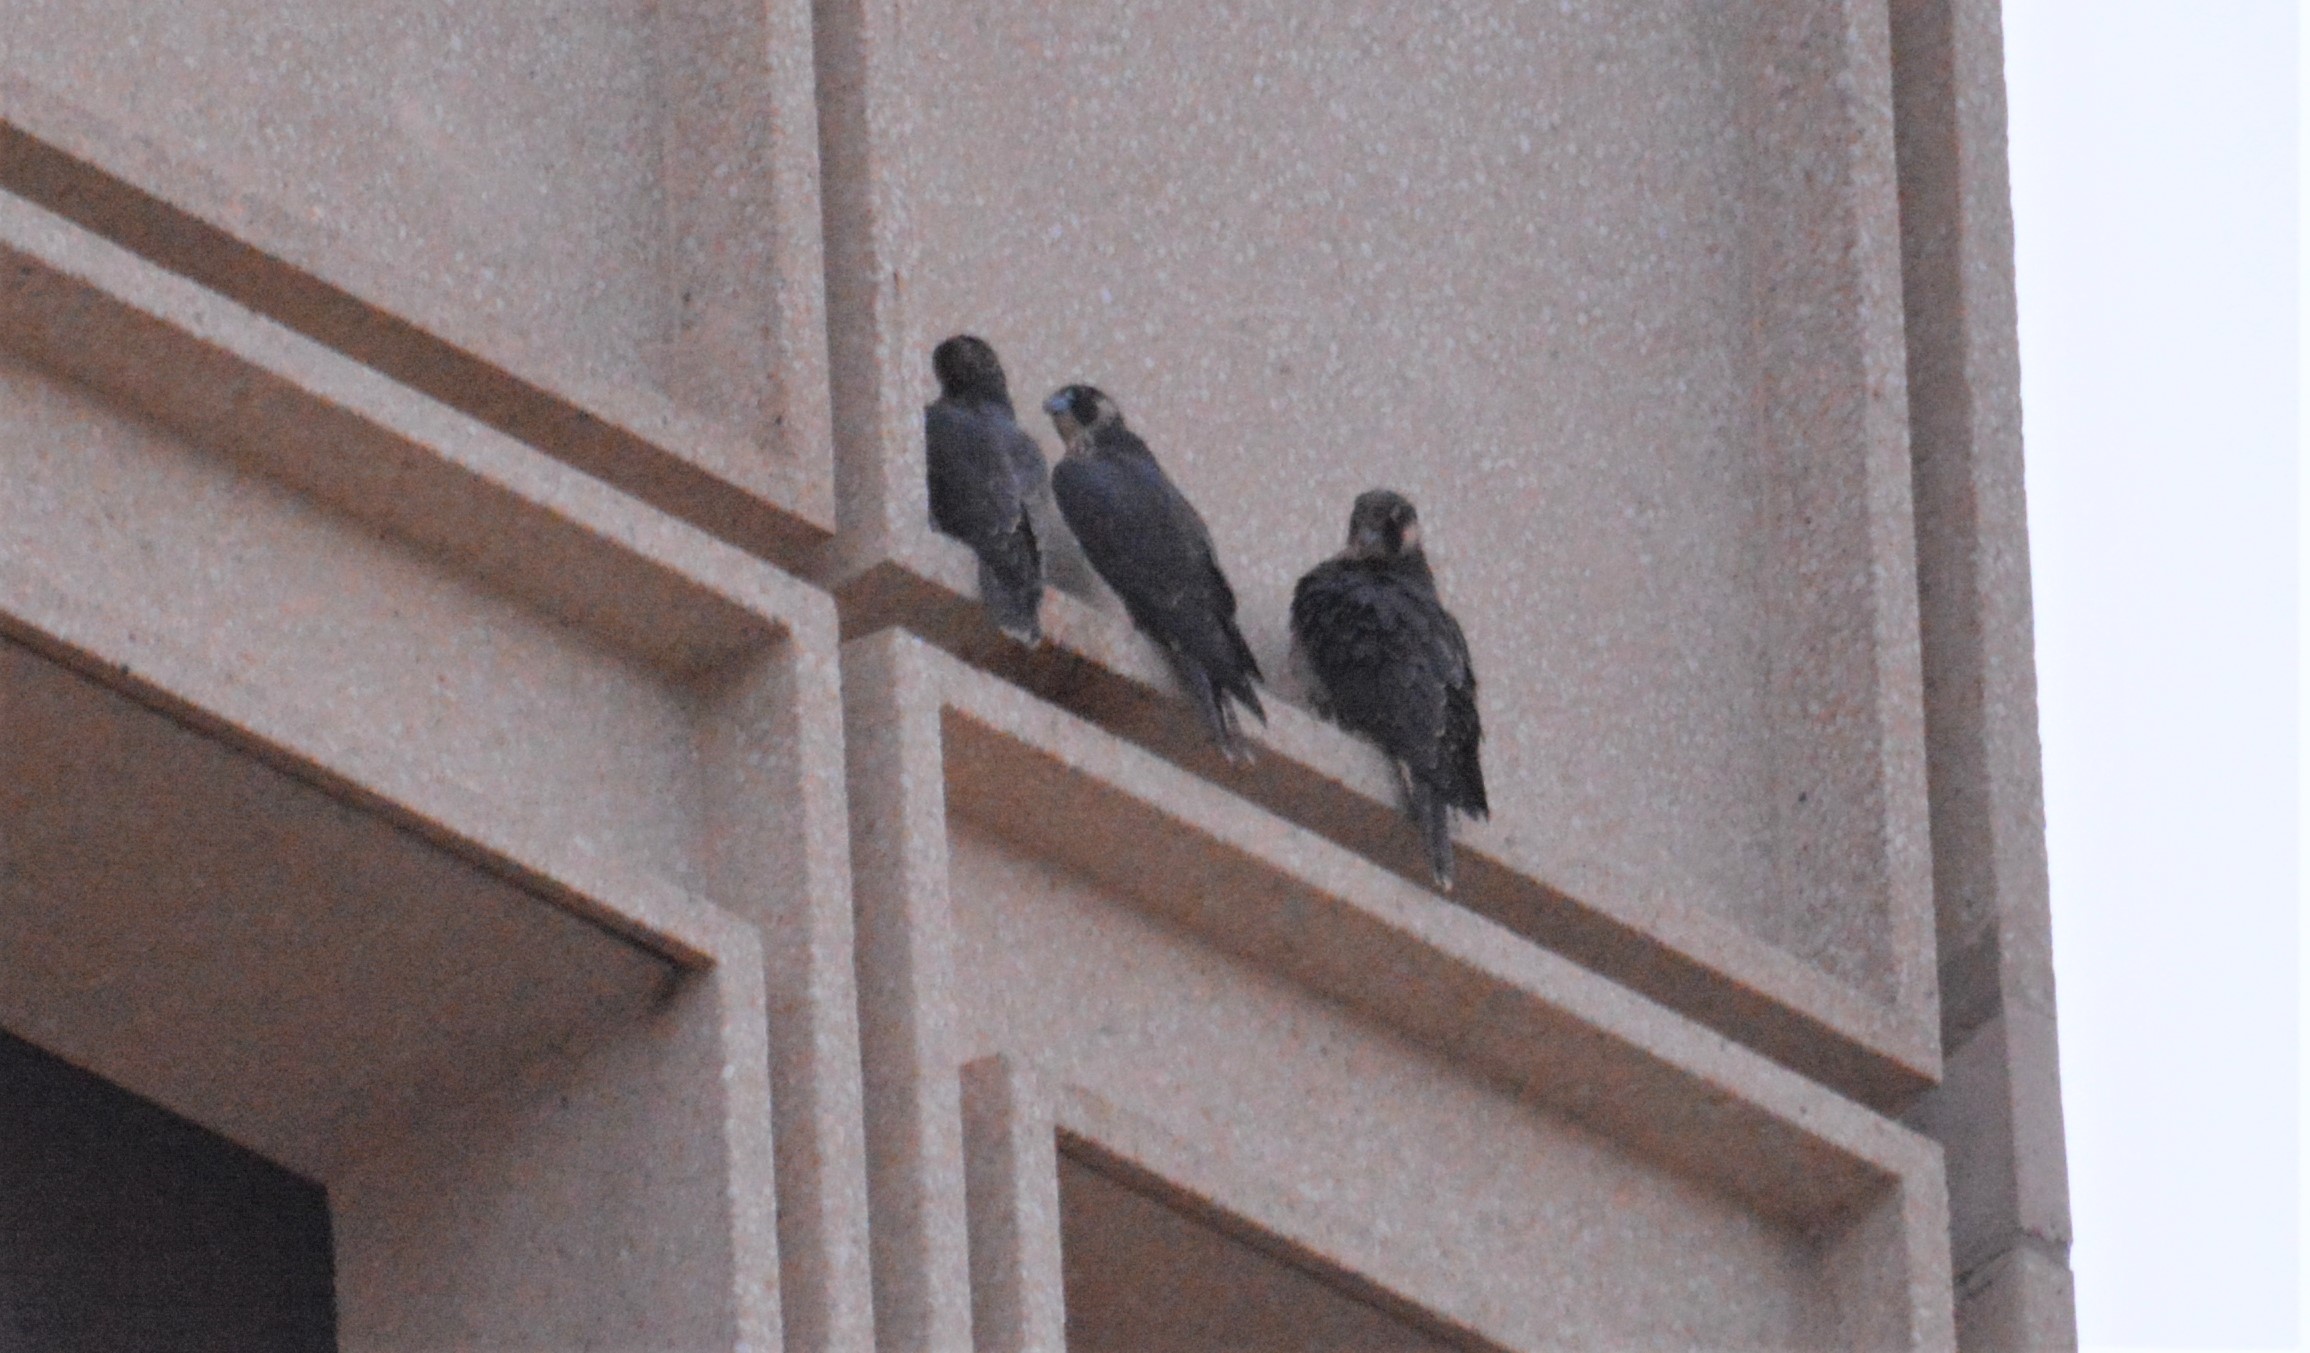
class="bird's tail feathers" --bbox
[977,556,1042,645]
[1408,775,1456,892]
[1446,688,1486,817]
[976,519,1043,645]
[1224,619,1265,688]
[1208,617,1266,725]
[1226,672,1267,725]
[1179,657,1255,765]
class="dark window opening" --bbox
[0,1027,338,1352]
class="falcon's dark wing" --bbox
[1054,433,1264,749]
[1433,607,1487,819]
[926,399,1045,642]
[1291,558,1486,884]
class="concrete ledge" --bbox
[846,630,1955,1350]
[1,626,780,1349]
[0,65,833,562]
[836,521,1942,1115]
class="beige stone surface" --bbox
[0,2,2071,1346]
[846,632,1954,1350]
[0,186,874,1347]
[1888,0,2075,1343]
[818,0,1941,1112]
[0,0,834,554]
[0,634,781,1349]
[1953,1246,2078,1353]
[970,1054,1467,1353]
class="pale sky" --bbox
[2002,2,2300,1348]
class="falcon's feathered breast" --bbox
[1292,490,1486,887]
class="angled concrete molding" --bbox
[815,0,1943,1118]
[845,630,1956,1349]
[0,19,834,563]
[960,1053,1503,1352]
[0,187,872,1349]
[3,638,783,1346]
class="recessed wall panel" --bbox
[0,0,832,532]
[832,0,1935,1084]
[949,822,1827,1350]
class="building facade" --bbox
[0,0,2072,1347]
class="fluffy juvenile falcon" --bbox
[925,335,1047,643]
[1291,490,1488,889]
[1043,384,1265,758]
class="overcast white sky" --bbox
[2001,2,2300,1349]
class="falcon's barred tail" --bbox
[1176,654,1253,764]
[977,516,1042,644]
[1219,627,1267,726]
[1409,775,1456,891]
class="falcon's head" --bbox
[932,334,1012,406]
[1345,489,1422,560]
[1041,384,1125,444]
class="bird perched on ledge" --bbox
[925,335,1047,644]
[1043,383,1265,760]
[1292,490,1487,889]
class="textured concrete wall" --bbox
[0,0,2067,1348]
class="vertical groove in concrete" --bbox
[1888,0,2077,1345]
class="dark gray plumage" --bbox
[1043,384,1265,758]
[926,335,1046,643]
[1291,490,1487,889]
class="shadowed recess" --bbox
[0,1028,338,1353]
[1058,1146,1468,1353]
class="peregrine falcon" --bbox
[1043,384,1265,759]
[925,335,1047,643]
[1291,490,1488,888]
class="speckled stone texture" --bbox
[0,190,872,1349]
[1887,0,2076,1343]
[0,0,2070,1347]
[817,0,1942,1116]
[847,633,1953,1350]
[2,642,768,1348]
[0,0,834,554]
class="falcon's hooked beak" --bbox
[1349,513,1419,559]
[1043,388,1091,445]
